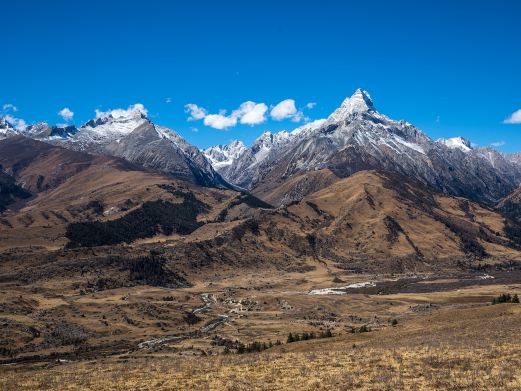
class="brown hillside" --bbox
[258,170,521,271]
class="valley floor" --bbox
[2,303,521,390]
[2,260,521,390]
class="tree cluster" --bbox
[66,191,207,247]
[492,293,520,305]
[287,329,332,343]
[236,340,281,354]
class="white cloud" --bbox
[270,99,308,123]
[58,107,74,121]
[270,99,297,121]
[186,98,315,129]
[291,111,308,123]
[184,103,207,121]
[165,97,172,103]
[4,114,27,130]
[4,114,16,124]
[15,119,27,130]
[190,126,199,132]
[232,101,268,125]
[2,103,17,112]
[95,103,148,120]
[204,114,237,130]
[491,141,506,147]
[504,109,521,124]
[186,100,267,129]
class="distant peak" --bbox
[84,104,149,129]
[328,88,376,122]
[0,117,14,128]
[438,136,473,153]
[229,139,246,148]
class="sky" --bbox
[1,0,521,151]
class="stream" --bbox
[138,292,228,349]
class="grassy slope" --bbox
[2,304,520,390]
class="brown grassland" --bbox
[2,283,521,390]
[2,145,521,391]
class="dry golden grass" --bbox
[3,304,521,391]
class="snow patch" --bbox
[438,137,472,153]
[308,281,376,295]
[203,140,247,168]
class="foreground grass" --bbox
[2,304,521,390]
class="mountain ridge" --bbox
[204,89,521,206]
[0,109,230,189]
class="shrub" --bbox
[492,293,520,305]
[321,329,333,338]
[287,330,331,343]
[359,325,370,333]
[236,340,271,354]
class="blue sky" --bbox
[2,0,521,151]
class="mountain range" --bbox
[3,89,521,370]
[2,89,521,267]
[3,89,521,208]
[204,89,521,206]
[1,107,228,188]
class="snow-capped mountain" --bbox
[0,118,19,140]
[0,106,229,188]
[23,123,78,140]
[437,137,472,153]
[203,119,326,188]
[204,140,247,169]
[206,89,521,205]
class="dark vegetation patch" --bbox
[45,322,88,347]
[383,216,423,258]
[50,210,69,223]
[492,293,519,305]
[65,191,208,247]
[428,213,487,257]
[211,336,243,350]
[305,201,332,220]
[381,172,438,212]
[497,199,521,221]
[66,200,105,218]
[0,171,31,212]
[126,255,189,288]
[236,340,280,354]
[183,311,201,326]
[10,251,191,290]
[458,199,475,220]
[86,200,104,215]
[306,233,317,253]
[230,218,260,240]
[504,218,521,247]
[383,215,402,244]
[287,329,332,343]
[82,255,190,291]
[364,188,376,209]
[265,221,323,261]
[217,193,273,221]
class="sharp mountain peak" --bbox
[328,88,376,123]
